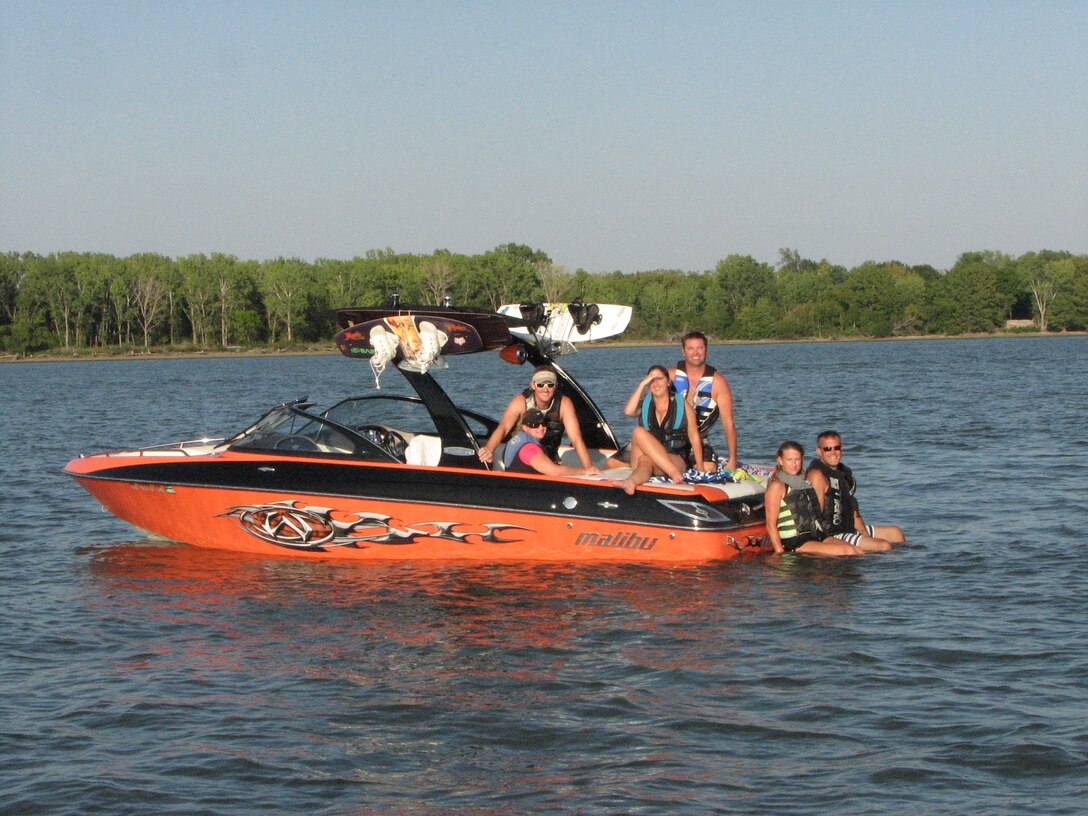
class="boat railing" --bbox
[80,438,227,459]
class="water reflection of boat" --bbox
[84,542,764,662]
[66,303,767,562]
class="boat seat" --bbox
[696,480,766,499]
[404,435,442,467]
[492,445,618,473]
[558,447,615,469]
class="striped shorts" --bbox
[837,524,876,547]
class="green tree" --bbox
[22,254,77,347]
[536,261,573,304]
[103,256,136,346]
[926,262,1005,333]
[229,309,263,343]
[731,296,779,339]
[632,270,701,336]
[208,254,258,346]
[839,262,925,337]
[332,251,405,311]
[127,253,174,349]
[714,254,775,327]
[1046,255,1088,330]
[316,257,364,313]
[258,258,314,342]
[950,251,1023,319]
[419,251,458,305]
[777,247,820,275]
[10,254,51,349]
[0,251,29,325]
[579,269,641,308]
[475,244,550,310]
[1018,251,1074,331]
[178,254,217,347]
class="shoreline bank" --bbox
[2,330,1081,364]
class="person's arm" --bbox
[846,483,866,531]
[764,480,786,554]
[623,373,656,417]
[526,446,601,477]
[478,395,521,463]
[806,468,829,511]
[713,373,737,469]
[682,401,708,472]
[559,396,593,468]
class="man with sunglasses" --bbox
[477,366,593,469]
[805,430,904,552]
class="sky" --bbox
[1,1,1086,275]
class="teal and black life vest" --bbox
[673,361,719,435]
[639,393,689,459]
[807,458,858,536]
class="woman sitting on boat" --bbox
[502,408,602,477]
[613,365,710,495]
[764,441,859,556]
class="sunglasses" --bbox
[524,420,545,428]
[534,381,556,388]
[821,445,842,452]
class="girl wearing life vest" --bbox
[612,365,710,495]
[764,441,860,556]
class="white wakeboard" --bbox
[499,302,632,344]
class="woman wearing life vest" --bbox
[764,441,860,556]
[502,408,601,477]
[613,365,710,495]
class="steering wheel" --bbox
[355,424,409,460]
[274,434,320,452]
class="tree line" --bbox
[1,244,1085,354]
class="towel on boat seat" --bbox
[405,435,442,467]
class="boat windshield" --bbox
[227,402,391,460]
[323,395,497,441]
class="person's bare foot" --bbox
[613,476,637,495]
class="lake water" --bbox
[1,336,1086,814]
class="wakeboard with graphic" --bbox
[335,315,483,367]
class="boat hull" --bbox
[65,452,768,562]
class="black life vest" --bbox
[807,459,858,536]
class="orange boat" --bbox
[65,303,768,562]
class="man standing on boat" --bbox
[669,331,737,471]
[805,430,905,552]
[477,365,594,469]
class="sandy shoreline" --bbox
[2,329,1079,364]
